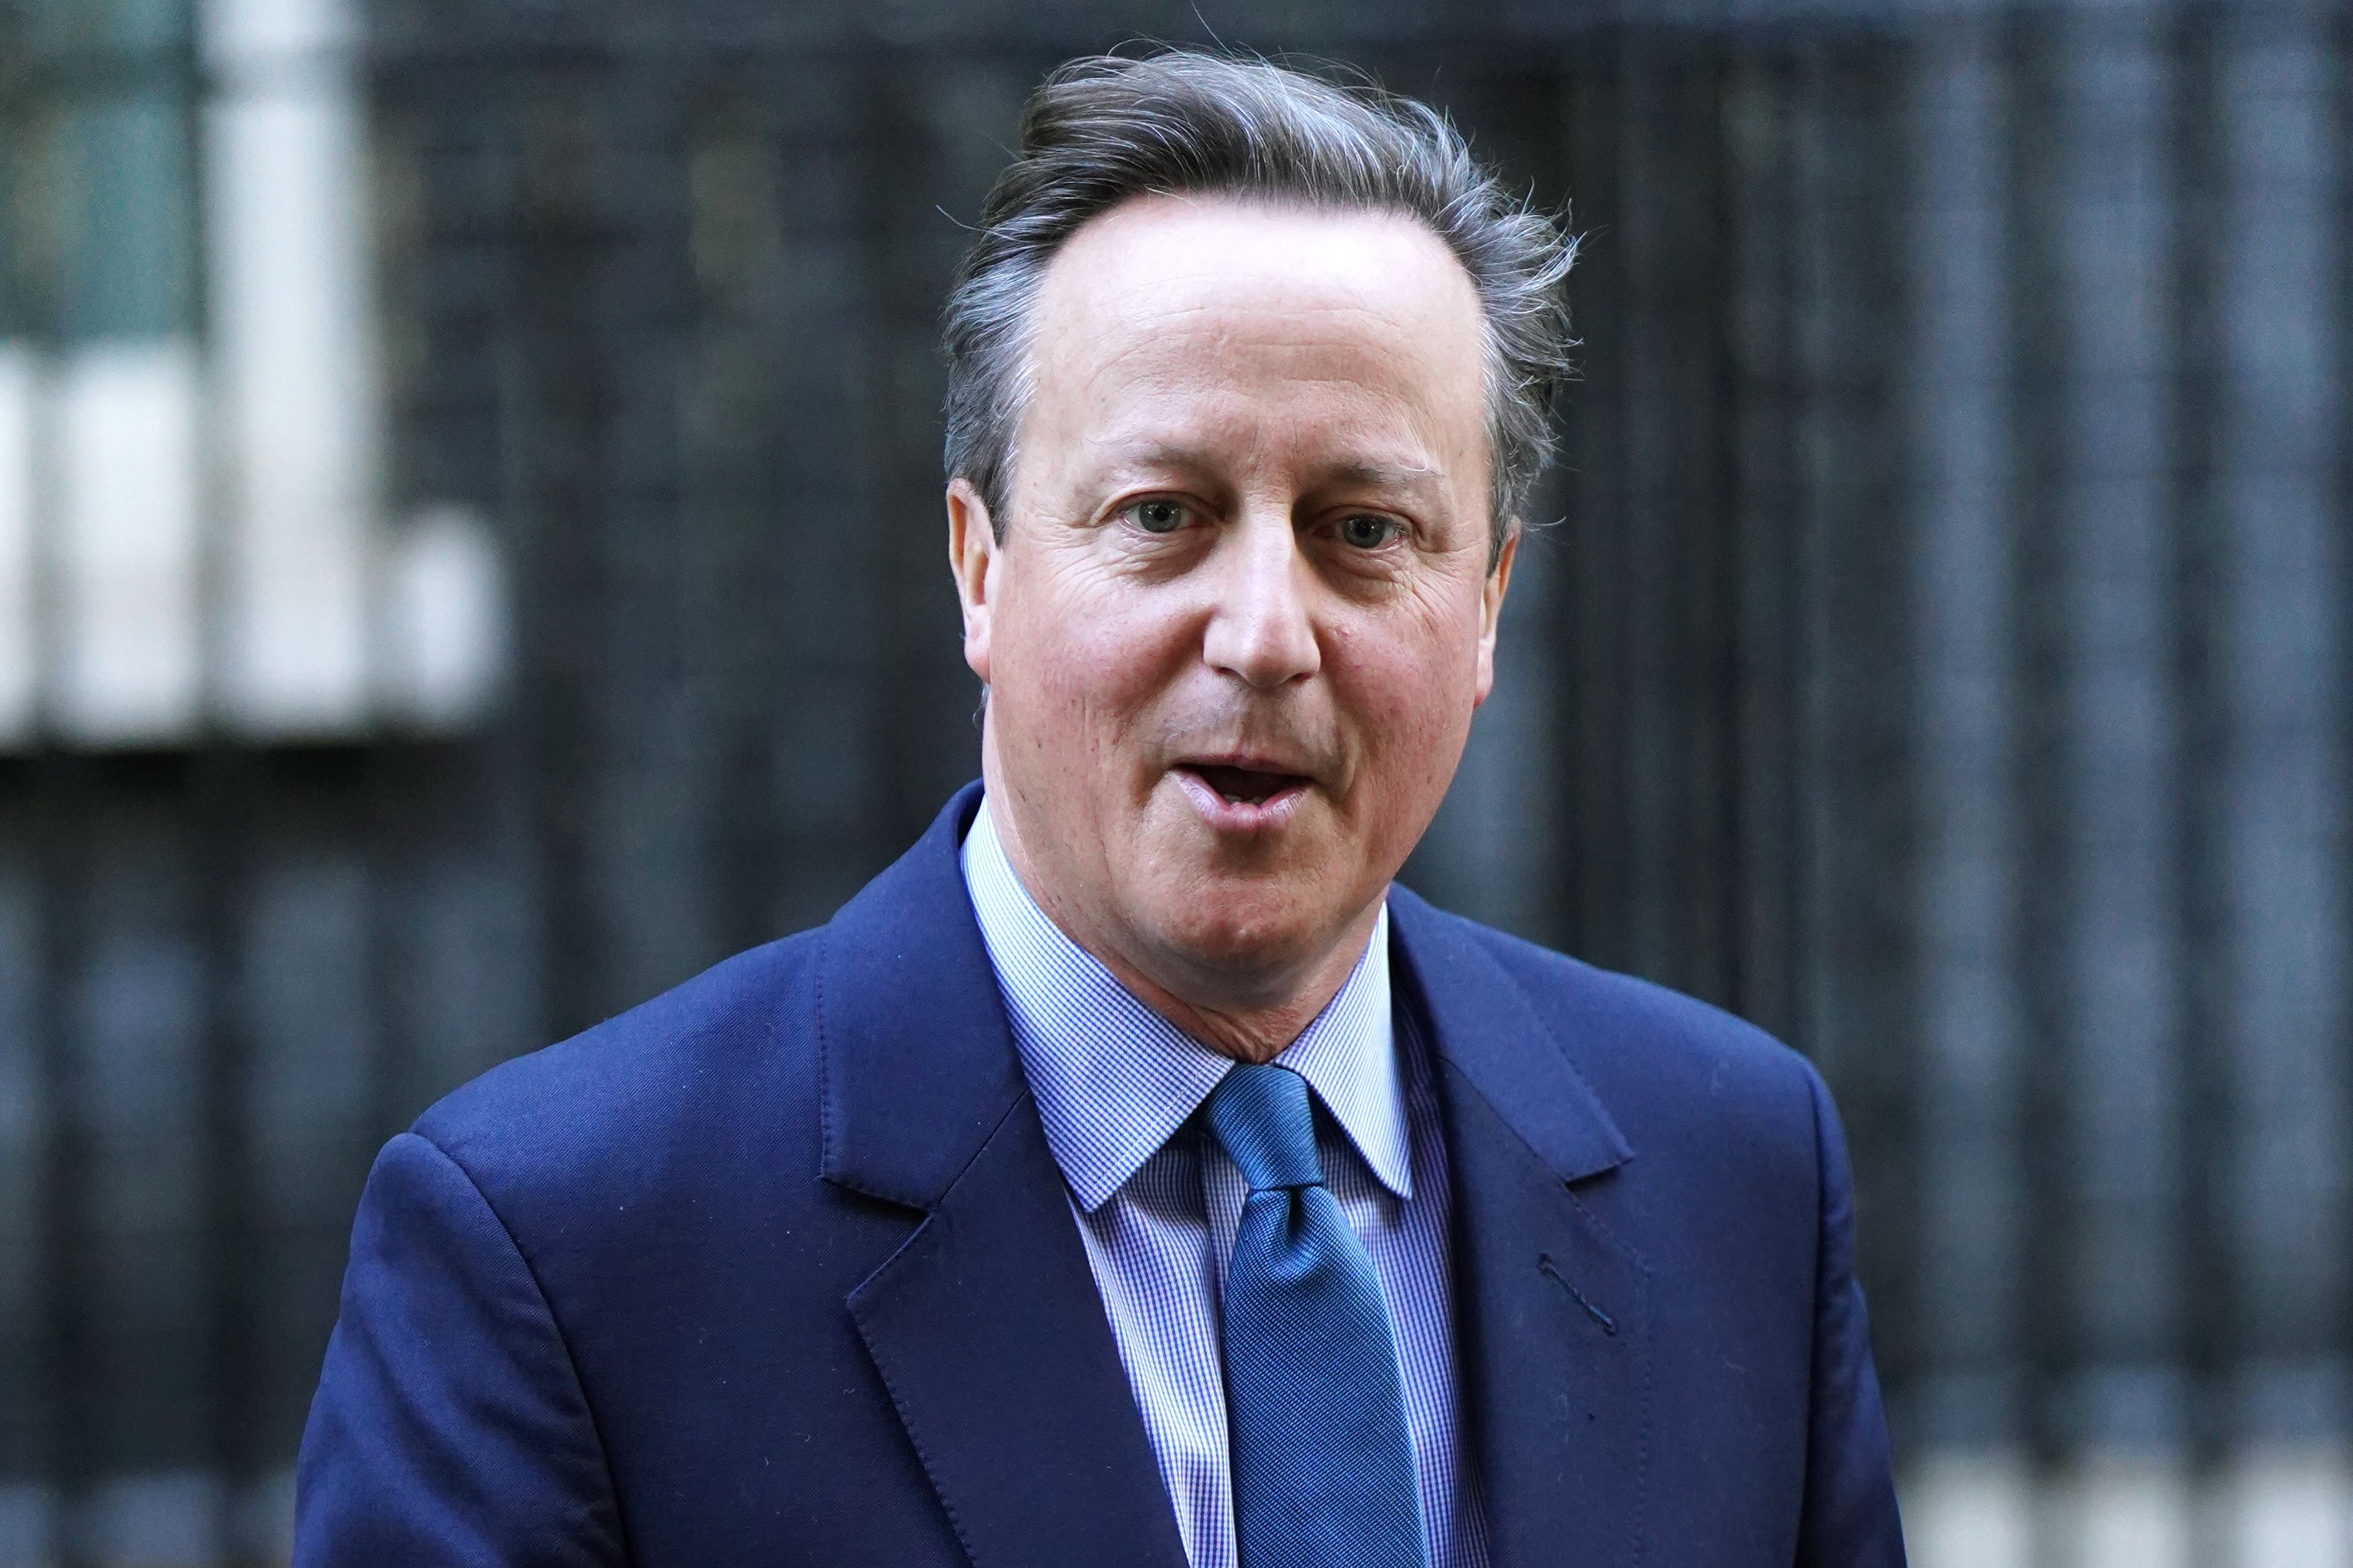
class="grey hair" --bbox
[941,49,1578,565]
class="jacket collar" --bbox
[820,784,1189,1567]
[817,781,1636,1206]
[1384,883,1634,1185]
[820,784,1649,1568]
[816,782,1022,1209]
[1386,883,1649,1568]
[964,798,1414,1209]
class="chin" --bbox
[1140,882,1331,977]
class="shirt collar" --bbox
[960,798,1412,1211]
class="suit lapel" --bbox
[1440,1069,1652,1568]
[820,784,1188,1568]
[817,793,1655,1567]
[1390,889,1651,1568]
[846,1091,1189,1568]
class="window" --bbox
[0,0,502,749]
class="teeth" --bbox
[1221,791,1245,804]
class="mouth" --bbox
[1182,763,1310,806]
[1169,759,1316,833]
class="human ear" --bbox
[947,478,999,684]
[1472,523,1519,708]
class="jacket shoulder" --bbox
[1433,907,1828,1176]
[409,928,826,1205]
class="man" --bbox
[297,49,1905,1568]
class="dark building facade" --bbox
[2,0,2350,1562]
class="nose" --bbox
[1200,512,1321,690]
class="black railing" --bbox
[1,2,2348,1562]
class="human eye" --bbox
[1122,497,1193,535]
[1335,513,1404,550]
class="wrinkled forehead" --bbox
[1016,194,1489,484]
[1031,192,1484,365]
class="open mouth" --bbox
[1181,764,1309,806]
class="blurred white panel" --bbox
[2049,1455,2194,1568]
[381,504,506,730]
[200,0,356,65]
[0,347,35,742]
[1911,1448,2353,1568]
[203,0,378,736]
[2219,1448,2353,1568]
[1903,1450,2032,1568]
[53,340,202,746]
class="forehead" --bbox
[1020,194,1487,473]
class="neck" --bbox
[981,788,1379,1067]
[1092,920,1377,1065]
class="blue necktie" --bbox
[1206,1063,1425,1568]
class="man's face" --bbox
[950,194,1515,1008]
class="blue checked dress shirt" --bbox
[961,803,1489,1568]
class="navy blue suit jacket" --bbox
[297,784,1905,1565]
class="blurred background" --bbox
[0,0,2346,1562]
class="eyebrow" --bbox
[1322,460,1447,493]
[1094,445,1449,495]
[1096,442,1222,481]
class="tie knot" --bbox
[1206,1064,1324,1191]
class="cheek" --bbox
[990,565,1190,767]
[1333,602,1482,802]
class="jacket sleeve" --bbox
[295,1131,626,1567]
[1795,1065,1909,1567]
